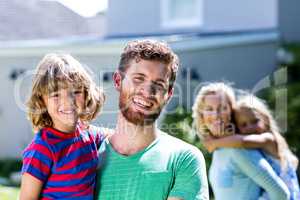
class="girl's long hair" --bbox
[236,95,298,170]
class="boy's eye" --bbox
[74,90,83,94]
[50,93,59,98]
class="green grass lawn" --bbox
[0,185,19,200]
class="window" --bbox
[161,0,203,29]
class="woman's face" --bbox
[200,93,232,137]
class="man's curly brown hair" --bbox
[118,39,179,91]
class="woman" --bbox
[192,82,290,200]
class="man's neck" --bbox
[110,113,158,156]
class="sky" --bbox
[56,0,108,17]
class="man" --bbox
[97,40,209,200]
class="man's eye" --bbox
[155,84,165,90]
[133,77,144,82]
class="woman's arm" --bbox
[19,173,43,200]
[232,149,290,200]
[202,133,279,158]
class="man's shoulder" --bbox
[158,131,203,156]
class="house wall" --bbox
[106,0,277,37]
[204,0,277,32]
[0,57,36,158]
[279,0,300,42]
[107,0,162,37]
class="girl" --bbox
[20,53,105,200]
[204,94,299,200]
[193,82,290,200]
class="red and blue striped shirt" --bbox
[22,125,103,200]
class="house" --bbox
[278,0,300,42]
[0,0,106,41]
[0,0,282,158]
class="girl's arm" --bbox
[19,173,43,200]
[202,133,279,158]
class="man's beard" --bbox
[119,90,163,126]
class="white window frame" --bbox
[161,0,204,29]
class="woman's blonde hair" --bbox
[192,82,236,138]
[236,94,298,170]
[27,53,105,131]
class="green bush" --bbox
[260,43,300,169]
[0,159,22,178]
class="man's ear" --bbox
[166,87,174,102]
[113,71,122,91]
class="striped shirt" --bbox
[22,126,103,200]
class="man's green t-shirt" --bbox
[96,131,209,200]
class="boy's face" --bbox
[115,59,172,125]
[43,85,85,132]
[235,107,267,135]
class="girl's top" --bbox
[22,125,103,200]
[260,152,300,200]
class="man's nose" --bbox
[139,82,156,97]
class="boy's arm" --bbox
[203,133,279,157]
[19,173,43,200]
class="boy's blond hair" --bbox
[27,53,105,131]
[236,95,298,170]
[192,82,236,138]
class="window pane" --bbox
[169,0,198,20]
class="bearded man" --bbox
[97,39,209,200]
